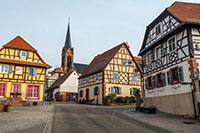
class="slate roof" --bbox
[79,42,142,78]
[167,2,200,23]
[49,70,74,89]
[64,22,72,49]
[74,63,88,74]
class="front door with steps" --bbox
[11,84,20,98]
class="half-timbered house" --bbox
[0,36,50,105]
[139,2,200,116]
[78,42,142,105]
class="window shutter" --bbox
[152,76,156,88]
[26,52,29,58]
[151,49,155,60]
[93,88,95,96]
[130,88,133,95]
[33,68,37,76]
[145,78,148,90]
[111,87,114,94]
[160,43,164,56]
[119,87,121,95]
[28,67,31,75]
[18,51,21,57]
[167,71,171,85]
[162,72,166,86]
[8,65,12,74]
[178,66,184,82]
[82,90,84,97]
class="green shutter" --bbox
[145,78,148,89]
[18,51,21,56]
[8,65,12,74]
[160,43,164,56]
[130,88,133,95]
[167,71,171,85]
[111,87,114,94]
[178,66,184,81]
[151,49,155,61]
[162,72,166,86]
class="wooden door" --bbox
[86,89,89,101]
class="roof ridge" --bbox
[173,1,200,5]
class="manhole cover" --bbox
[183,122,195,124]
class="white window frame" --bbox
[146,52,151,64]
[155,23,162,36]
[27,85,39,99]
[20,51,27,58]
[0,64,9,74]
[155,46,161,59]
[168,36,176,52]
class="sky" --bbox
[0,0,199,69]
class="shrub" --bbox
[115,97,125,103]
[134,88,140,96]
[106,94,116,103]
[129,96,135,103]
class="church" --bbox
[46,22,88,102]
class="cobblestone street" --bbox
[0,105,54,133]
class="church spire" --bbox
[64,17,72,49]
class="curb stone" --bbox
[43,106,55,133]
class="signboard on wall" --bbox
[15,66,23,75]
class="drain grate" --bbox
[183,122,195,124]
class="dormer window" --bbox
[155,24,161,35]
[18,50,29,58]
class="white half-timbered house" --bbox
[139,2,200,116]
[78,42,142,105]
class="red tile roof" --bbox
[0,58,50,68]
[133,57,142,72]
[80,42,142,78]
[52,68,64,73]
[167,2,200,23]
[3,36,36,51]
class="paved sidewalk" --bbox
[0,105,54,133]
[123,109,200,133]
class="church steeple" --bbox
[61,18,74,73]
[64,20,72,49]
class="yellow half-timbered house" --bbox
[78,42,142,105]
[0,36,50,105]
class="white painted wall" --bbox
[60,71,79,93]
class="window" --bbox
[95,73,98,81]
[132,73,139,82]
[80,79,83,85]
[147,76,153,89]
[156,46,161,59]
[0,64,10,74]
[122,61,126,67]
[128,61,132,65]
[113,72,119,80]
[79,90,83,97]
[29,67,37,76]
[18,50,29,58]
[27,85,39,98]
[0,84,6,97]
[93,87,99,95]
[146,52,151,64]
[86,77,89,83]
[111,87,121,95]
[168,37,176,52]
[156,24,161,35]
[168,67,180,85]
[156,73,163,87]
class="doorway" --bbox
[11,84,20,98]
[86,88,89,101]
